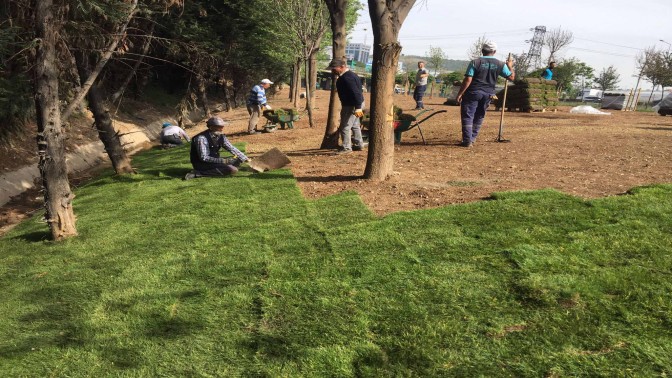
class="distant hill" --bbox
[400,55,469,73]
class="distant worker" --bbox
[541,61,557,80]
[328,58,366,154]
[414,61,430,110]
[160,122,190,148]
[246,79,273,135]
[185,117,251,180]
[456,41,515,147]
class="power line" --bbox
[566,46,636,58]
[574,37,642,51]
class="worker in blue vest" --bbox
[185,117,250,180]
[456,41,515,147]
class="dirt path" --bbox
[2,90,672,235]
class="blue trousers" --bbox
[413,85,427,108]
[460,90,492,144]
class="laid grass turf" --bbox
[1,143,671,376]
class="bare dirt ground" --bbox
[231,90,672,215]
[2,89,672,235]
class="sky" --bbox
[347,0,672,89]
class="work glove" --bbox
[354,109,364,118]
[264,104,272,110]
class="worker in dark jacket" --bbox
[456,41,515,147]
[185,117,250,180]
[328,58,367,154]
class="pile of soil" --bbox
[2,90,672,235]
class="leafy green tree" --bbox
[426,45,445,98]
[595,65,620,91]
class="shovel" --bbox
[497,53,513,143]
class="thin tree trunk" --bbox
[110,22,154,104]
[304,58,315,127]
[307,43,324,128]
[35,0,77,239]
[322,0,346,149]
[196,74,210,117]
[292,58,301,108]
[222,79,232,111]
[61,0,138,122]
[74,51,134,174]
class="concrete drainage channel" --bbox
[0,107,209,207]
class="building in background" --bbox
[345,43,371,64]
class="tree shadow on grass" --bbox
[11,230,51,242]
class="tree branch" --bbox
[61,0,139,122]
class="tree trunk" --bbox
[364,0,415,180]
[34,0,77,240]
[195,74,210,117]
[74,51,135,174]
[222,79,232,111]
[307,43,324,128]
[322,0,347,149]
[292,58,301,108]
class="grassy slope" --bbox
[1,145,671,377]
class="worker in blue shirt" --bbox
[246,79,273,135]
[456,41,515,147]
[541,62,557,80]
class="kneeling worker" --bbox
[160,121,190,147]
[185,117,251,180]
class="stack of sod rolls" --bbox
[493,78,559,112]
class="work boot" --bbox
[337,148,352,155]
[184,171,197,180]
[458,141,473,148]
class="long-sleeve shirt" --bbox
[195,133,248,164]
[247,85,268,106]
[336,70,364,108]
[160,125,190,141]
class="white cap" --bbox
[261,79,274,85]
[482,41,497,53]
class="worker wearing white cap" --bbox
[246,79,274,134]
[456,40,515,147]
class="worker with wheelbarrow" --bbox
[456,41,515,147]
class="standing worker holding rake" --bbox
[456,41,515,147]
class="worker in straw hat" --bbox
[184,117,251,180]
[456,40,515,147]
[246,78,274,135]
